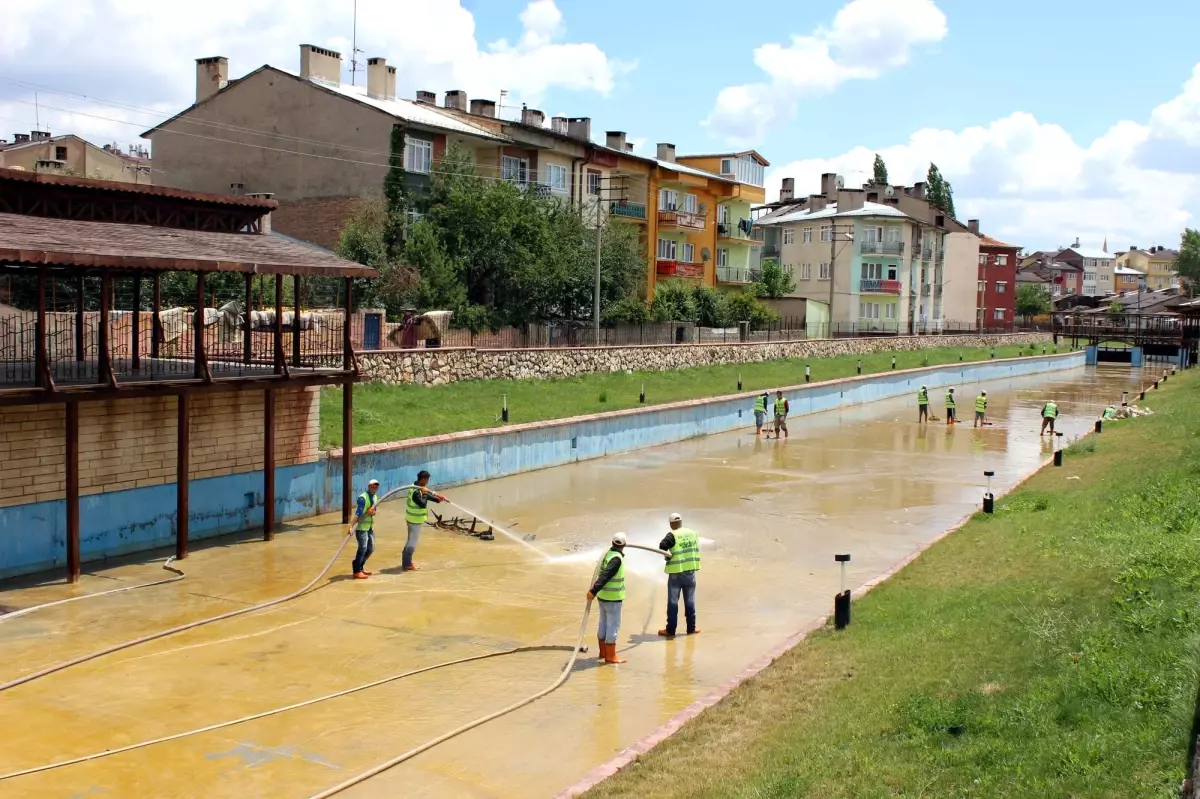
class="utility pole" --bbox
[350,0,364,85]
[595,194,603,346]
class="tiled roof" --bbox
[979,234,1019,249]
[0,213,375,277]
[1114,266,1144,275]
[0,167,277,209]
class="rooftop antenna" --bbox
[350,0,365,85]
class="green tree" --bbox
[604,294,651,325]
[1107,300,1127,319]
[1177,228,1200,295]
[752,260,796,298]
[1015,283,1051,322]
[926,163,956,217]
[690,284,729,327]
[336,197,416,315]
[651,280,696,322]
[725,291,778,329]
[872,153,889,186]
[382,123,409,261]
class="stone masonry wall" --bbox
[353,332,1055,386]
[0,386,320,508]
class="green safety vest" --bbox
[405,487,428,525]
[774,398,787,416]
[1043,402,1058,419]
[357,492,377,531]
[596,550,626,602]
[917,388,929,406]
[945,392,956,409]
[975,395,987,413]
[664,528,701,575]
[753,396,767,414]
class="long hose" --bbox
[0,558,184,624]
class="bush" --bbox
[651,280,697,322]
[605,294,651,325]
[690,284,729,327]
[725,291,778,328]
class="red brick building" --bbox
[974,230,1020,327]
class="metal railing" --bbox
[609,201,647,220]
[859,278,902,295]
[716,266,760,284]
[718,222,755,242]
[860,241,905,256]
[658,209,705,230]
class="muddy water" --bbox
[0,366,1150,798]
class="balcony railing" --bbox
[717,266,761,284]
[658,209,705,230]
[717,221,760,244]
[935,248,945,265]
[859,278,902,295]
[920,248,933,261]
[860,241,905,256]
[656,259,705,278]
[921,284,932,296]
[762,244,780,258]
[609,201,647,220]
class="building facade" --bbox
[1113,265,1143,294]
[1117,246,1179,290]
[1056,246,1115,296]
[973,228,1020,327]
[0,132,151,183]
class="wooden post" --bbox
[274,274,284,375]
[263,388,276,540]
[151,274,161,360]
[342,374,353,524]
[343,277,353,372]
[65,401,80,583]
[292,274,302,367]
[98,273,112,385]
[176,393,190,560]
[35,267,48,387]
[131,275,142,373]
[194,272,206,379]
[243,272,253,365]
[75,274,85,362]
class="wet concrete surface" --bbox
[0,365,1150,798]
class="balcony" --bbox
[656,259,705,278]
[859,278,902,295]
[860,241,905,256]
[920,248,933,261]
[717,266,760,284]
[921,284,932,296]
[658,209,705,230]
[935,248,945,265]
[717,222,760,244]
[609,201,647,221]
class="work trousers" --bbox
[665,571,698,634]
[596,599,623,644]
[403,522,422,569]
[352,529,375,574]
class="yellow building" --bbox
[0,132,150,183]
[1117,246,1178,290]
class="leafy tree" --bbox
[336,197,417,315]
[1015,283,1051,322]
[382,123,409,261]
[725,290,778,329]
[872,154,889,186]
[752,260,796,298]
[650,280,696,322]
[925,163,956,217]
[1106,300,1126,319]
[1177,228,1200,295]
[942,179,957,219]
[605,295,651,325]
[690,284,729,327]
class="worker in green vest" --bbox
[402,470,446,572]
[917,385,930,424]
[658,513,701,638]
[973,390,988,428]
[349,479,381,579]
[752,392,768,436]
[945,387,957,425]
[772,390,790,439]
[1040,399,1059,435]
[587,531,628,664]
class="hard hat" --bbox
[612,532,627,546]
[948,387,955,392]
[920,385,926,390]
[669,513,682,523]
[367,478,380,486]
[982,390,988,395]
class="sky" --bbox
[1,0,1198,252]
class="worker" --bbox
[658,513,701,638]
[945,387,957,425]
[974,390,988,428]
[773,390,790,439]
[349,478,381,580]
[587,531,628,665]
[917,384,930,423]
[1040,399,1059,435]
[752,392,768,436]
[402,470,446,571]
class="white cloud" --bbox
[763,66,1200,250]
[0,0,628,146]
[707,0,947,144]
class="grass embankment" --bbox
[321,343,1044,447]
[585,370,1200,799]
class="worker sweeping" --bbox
[772,390,790,439]
[945,387,957,425]
[917,385,930,424]
[349,479,381,579]
[1040,399,1059,435]
[587,532,628,665]
[752,392,768,436]
[658,513,700,638]
[974,390,988,428]
[402,470,446,572]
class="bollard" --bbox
[737,373,742,391]
[1043,346,1047,355]
[1154,380,1160,390]
[502,393,509,423]
[959,353,963,361]
[857,359,862,375]
[1163,369,1169,383]
[1095,419,1102,433]
[982,470,995,514]
[805,364,811,383]
[1140,390,1145,400]
[639,382,646,404]
[1053,432,1064,466]
[891,355,897,370]
[1121,391,1128,407]
[923,354,929,367]
[990,349,995,359]
[834,554,851,630]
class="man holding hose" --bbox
[349,478,381,579]
[403,470,446,571]
[587,532,628,665]
[658,513,700,638]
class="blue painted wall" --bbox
[0,352,1085,580]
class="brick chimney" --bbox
[567,117,591,141]
[13,133,30,143]
[550,117,569,134]
[195,56,228,103]
[367,57,394,100]
[247,193,275,234]
[416,90,436,104]
[968,219,980,236]
[656,142,675,162]
[470,99,496,117]
[910,181,927,200]
[444,90,468,111]
[521,107,545,127]
[820,172,839,197]
[606,131,626,151]
[30,130,51,141]
[300,45,341,84]
[779,177,794,202]
[625,142,634,153]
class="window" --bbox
[978,254,987,266]
[819,262,831,279]
[861,263,883,280]
[404,136,432,173]
[978,280,986,293]
[716,248,728,267]
[887,265,898,280]
[1084,271,1096,282]
[783,229,795,245]
[682,194,698,213]
[55,146,67,161]
[717,204,729,224]
[587,170,601,196]
[995,254,1008,266]
[659,188,679,210]
[544,163,567,192]
[657,238,677,260]
[862,226,881,243]
[802,227,813,243]
[993,308,1005,321]
[995,281,1007,294]
[859,302,880,319]
[820,224,832,242]
[720,158,732,175]
[682,243,695,263]
[884,303,897,320]
[887,227,902,243]
[799,263,812,280]
[501,155,529,185]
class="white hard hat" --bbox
[982,390,988,395]
[367,478,380,486]
[920,385,927,390]
[612,532,627,546]
[669,513,682,523]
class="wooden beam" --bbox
[342,374,353,524]
[343,277,353,371]
[151,273,161,360]
[75,274,85,362]
[131,275,141,372]
[264,388,276,541]
[293,274,302,367]
[35,266,48,388]
[195,271,210,382]
[65,401,80,584]
[274,274,284,375]
[176,393,190,560]
[243,272,253,365]
[98,273,113,386]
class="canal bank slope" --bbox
[579,368,1200,799]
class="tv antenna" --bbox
[350,0,365,85]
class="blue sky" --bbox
[2,0,1199,250]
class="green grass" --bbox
[583,369,1200,799]
[321,343,1051,447]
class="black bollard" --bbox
[1095,420,1102,433]
[857,359,862,375]
[1043,346,1047,354]
[982,470,995,514]
[1154,380,1160,390]
[1140,390,1145,400]
[990,349,995,359]
[959,353,963,361]
[502,393,509,423]
[891,355,896,370]
[639,382,646,404]
[1053,432,1064,466]
[737,373,742,391]
[805,364,811,383]
[1121,391,1128,407]
[834,554,851,630]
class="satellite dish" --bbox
[836,175,845,189]
[884,185,895,198]
[701,248,711,262]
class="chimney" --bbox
[656,142,676,162]
[470,99,497,117]
[247,193,274,234]
[550,116,569,134]
[195,56,229,103]
[911,181,927,200]
[605,131,626,151]
[14,133,30,143]
[444,90,468,111]
[625,142,634,153]
[1072,236,1081,248]
[967,219,980,236]
[521,107,545,127]
[367,57,390,100]
[30,130,51,141]
[807,194,827,211]
[386,66,397,101]
[416,90,436,104]
[1130,244,1137,252]
[779,177,794,202]
[567,117,591,141]
[820,172,839,197]
[299,44,342,85]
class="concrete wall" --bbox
[0,350,1081,580]
[943,231,981,326]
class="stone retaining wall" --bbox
[353,332,1055,386]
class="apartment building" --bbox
[0,132,150,183]
[1056,244,1115,296]
[1113,265,1144,294]
[1019,253,1082,297]
[971,225,1020,326]
[1117,246,1179,290]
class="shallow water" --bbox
[0,365,1149,798]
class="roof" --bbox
[653,157,735,184]
[1114,266,1144,275]
[1016,271,1048,283]
[0,166,277,209]
[758,201,915,226]
[1062,247,1114,260]
[0,134,74,154]
[0,213,375,277]
[979,234,1019,249]
[677,150,770,167]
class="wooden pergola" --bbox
[0,168,377,581]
